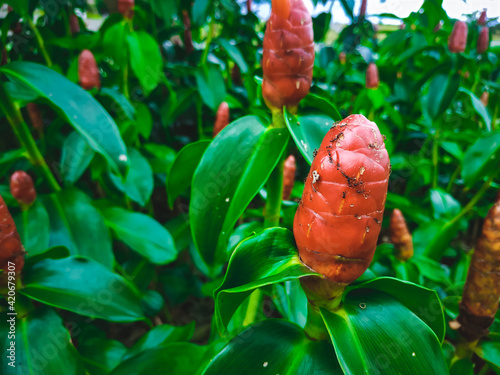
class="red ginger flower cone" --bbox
[118,0,134,19]
[213,102,230,138]
[183,10,194,55]
[78,49,100,90]
[478,9,487,26]
[70,14,80,34]
[262,0,314,112]
[0,194,25,274]
[477,27,489,54]
[458,200,500,341]
[10,171,37,206]
[365,62,379,89]
[449,21,468,53]
[282,155,296,200]
[390,209,413,261]
[294,114,390,284]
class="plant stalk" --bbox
[304,303,329,341]
[26,17,53,67]
[0,82,61,192]
[432,131,439,189]
[201,18,215,66]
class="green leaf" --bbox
[217,39,249,74]
[143,143,176,174]
[24,246,70,269]
[412,255,452,286]
[1,62,128,175]
[21,256,145,322]
[15,201,50,257]
[103,22,129,68]
[192,0,211,24]
[0,307,84,374]
[421,73,460,123]
[348,277,446,342]
[79,338,127,375]
[42,188,114,268]
[273,280,308,328]
[167,140,211,209]
[100,87,136,122]
[127,31,163,95]
[190,116,289,265]
[111,343,210,375]
[430,188,461,220]
[203,319,342,375]
[102,207,178,265]
[124,322,195,360]
[214,228,320,333]
[302,94,342,122]
[135,102,153,139]
[461,131,500,187]
[110,148,154,207]
[321,288,448,375]
[284,110,333,165]
[60,131,95,185]
[459,87,491,131]
[150,0,177,24]
[195,64,227,111]
[476,339,500,370]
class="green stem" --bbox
[123,63,130,99]
[432,131,439,189]
[26,16,52,67]
[0,82,60,192]
[201,18,215,66]
[304,303,329,340]
[196,98,204,140]
[446,164,461,193]
[242,289,263,326]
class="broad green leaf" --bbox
[150,0,177,24]
[21,256,145,322]
[416,219,461,260]
[385,193,430,224]
[0,62,128,175]
[476,339,500,370]
[60,131,95,185]
[273,280,308,328]
[217,39,249,74]
[459,87,491,131]
[421,73,460,123]
[284,110,334,165]
[348,277,446,341]
[79,338,127,375]
[167,140,211,208]
[192,0,211,24]
[127,31,163,94]
[100,87,136,122]
[124,322,195,360]
[0,307,84,374]
[103,22,129,68]
[15,201,50,256]
[203,319,342,375]
[321,289,448,375]
[214,228,320,333]
[195,64,227,111]
[301,94,342,122]
[191,116,289,265]
[42,188,114,268]
[111,343,210,375]
[24,246,70,269]
[143,143,176,174]
[110,148,154,206]
[461,131,500,187]
[102,207,178,265]
[135,102,153,139]
[430,188,461,220]
[413,255,452,286]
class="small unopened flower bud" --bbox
[480,91,489,107]
[213,102,230,138]
[448,21,468,53]
[70,14,80,34]
[390,209,413,261]
[78,49,101,90]
[118,0,134,19]
[339,51,346,65]
[365,62,379,89]
[10,171,37,206]
[478,9,487,26]
[477,27,489,54]
[282,155,296,201]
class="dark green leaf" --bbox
[195,64,227,111]
[167,140,211,208]
[191,117,289,265]
[42,188,114,268]
[192,0,211,24]
[273,280,308,328]
[21,256,145,322]
[103,22,129,68]
[459,87,491,131]
[127,31,163,94]
[100,87,136,122]
[302,94,342,122]
[430,188,461,220]
[321,288,448,374]
[0,307,84,374]
[203,319,342,375]
[421,73,460,123]
[143,143,176,174]
[102,207,178,265]
[1,62,128,175]
[217,39,249,74]
[79,338,127,375]
[60,131,95,185]
[461,131,500,187]
[150,0,177,24]
[214,228,320,333]
[15,201,50,256]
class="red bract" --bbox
[293,114,390,284]
[365,62,379,89]
[283,155,296,201]
[478,9,487,26]
[78,49,101,90]
[183,10,194,55]
[390,209,413,261]
[70,14,80,34]
[118,0,134,19]
[262,0,314,112]
[448,21,468,53]
[359,0,367,18]
[0,194,25,274]
[477,27,489,54]
[27,103,43,130]
[10,171,37,206]
[213,102,230,138]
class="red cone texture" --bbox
[213,102,230,138]
[78,49,100,90]
[262,0,314,111]
[365,63,379,89]
[0,194,25,274]
[449,21,468,53]
[478,9,487,26]
[477,27,489,54]
[293,114,390,284]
